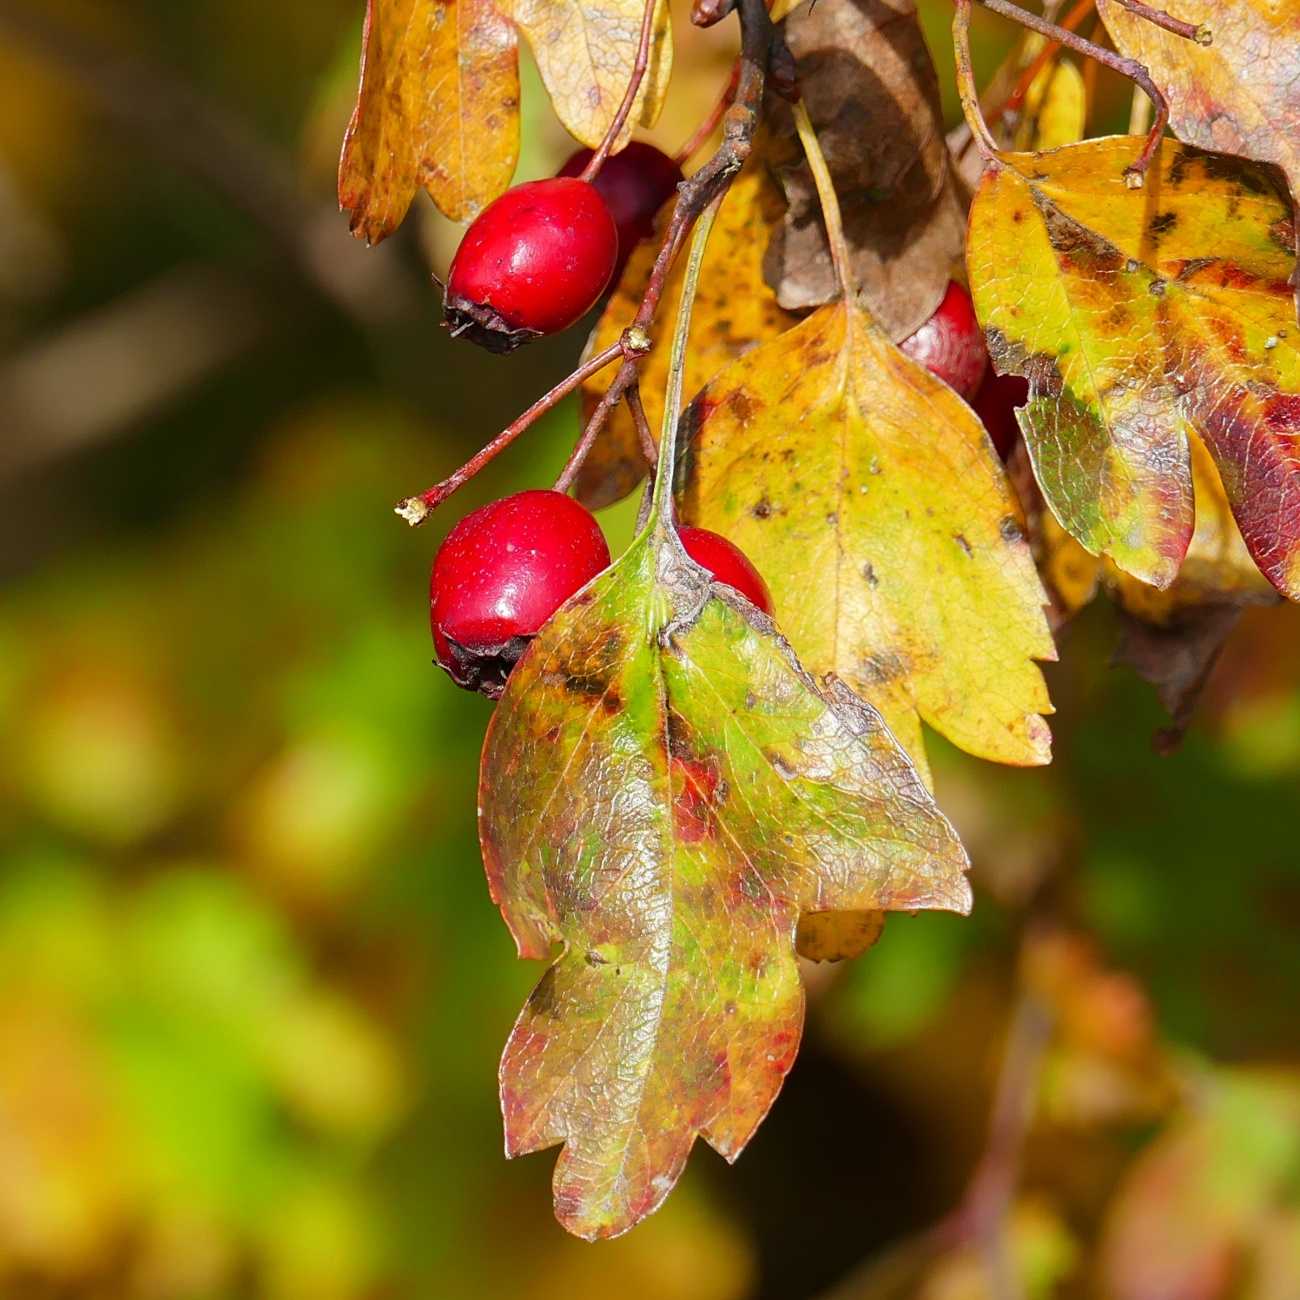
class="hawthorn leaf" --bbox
[339,0,520,236]
[1096,0,1300,215]
[678,302,1056,778]
[501,0,671,152]
[1108,436,1278,752]
[968,138,1300,598]
[763,0,967,341]
[480,522,969,1239]
[577,155,798,510]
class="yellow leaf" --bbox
[502,0,672,151]
[576,153,798,509]
[680,301,1056,774]
[1021,58,1086,152]
[339,0,520,236]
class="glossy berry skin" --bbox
[679,527,774,615]
[898,281,989,401]
[971,369,1031,460]
[559,143,684,285]
[444,178,618,354]
[430,490,611,697]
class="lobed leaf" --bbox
[679,301,1056,777]
[577,156,798,509]
[1097,0,1300,214]
[500,0,672,152]
[339,0,520,235]
[968,138,1300,598]
[480,523,969,1239]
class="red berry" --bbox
[971,369,1030,460]
[559,142,684,285]
[679,526,774,615]
[430,490,611,697]
[898,281,989,400]
[444,178,618,354]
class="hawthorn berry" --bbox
[898,281,988,400]
[430,489,610,697]
[679,526,774,615]
[559,142,684,285]
[444,178,619,354]
[971,370,1030,460]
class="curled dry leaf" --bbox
[576,153,798,510]
[1108,436,1279,753]
[968,138,1300,597]
[678,301,1056,779]
[501,0,672,151]
[1096,0,1300,216]
[480,521,969,1239]
[339,0,520,236]
[763,0,966,341]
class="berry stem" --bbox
[1111,0,1209,44]
[653,193,723,525]
[579,0,662,184]
[396,341,625,525]
[675,59,741,166]
[791,100,854,307]
[399,0,778,520]
[956,0,1169,184]
[626,382,658,469]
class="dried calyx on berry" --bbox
[898,281,989,401]
[429,490,611,697]
[679,526,774,615]
[443,178,619,354]
[559,142,684,286]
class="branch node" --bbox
[1194,23,1213,44]
[623,325,653,355]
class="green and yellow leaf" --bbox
[968,138,1300,598]
[480,522,969,1239]
[577,154,798,509]
[339,0,520,236]
[501,0,672,152]
[679,302,1056,777]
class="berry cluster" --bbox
[430,491,773,697]
[430,158,1026,699]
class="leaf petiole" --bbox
[791,100,854,306]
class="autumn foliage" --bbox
[327,0,1300,1262]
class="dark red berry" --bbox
[444,178,618,354]
[679,526,774,615]
[898,281,989,401]
[430,490,610,697]
[559,142,684,285]
[971,369,1030,460]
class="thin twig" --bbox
[1113,0,1211,44]
[954,1,1001,159]
[986,0,1095,129]
[627,383,659,468]
[949,988,1054,1300]
[580,0,661,182]
[676,59,741,166]
[555,0,777,479]
[958,0,1169,182]
[396,342,628,523]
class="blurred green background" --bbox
[0,2,1297,1298]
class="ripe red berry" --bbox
[444,178,619,354]
[679,526,774,615]
[430,490,611,697]
[898,281,989,400]
[559,142,684,285]
[971,369,1031,460]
